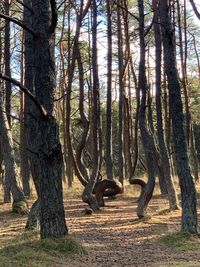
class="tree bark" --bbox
[153,0,179,210]
[159,0,198,233]
[32,0,68,238]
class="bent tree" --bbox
[159,0,198,233]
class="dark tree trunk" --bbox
[4,0,12,126]
[3,0,12,201]
[153,0,179,210]
[159,0,198,233]
[20,35,31,197]
[32,0,67,238]
[137,0,156,219]
[24,0,40,229]
[116,0,125,186]
[105,0,113,181]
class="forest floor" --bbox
[0,182,200,267]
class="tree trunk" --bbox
[153,0,179,210]
[0,91,28,213]
[105,0,113,181]
[159,0,198,233]
[82,0,100,211]
[116,0,125,186]
[137,0,156,219]
[32,0,68,238]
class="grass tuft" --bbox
[0,230,86,267]
[160,232,200,251]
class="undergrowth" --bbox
[0,230,86,267]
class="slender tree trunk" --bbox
[116,0,125,186]
[0,91,28,213]
[20,33,31,197]
[3,0,12,201]
[153,0,179,210]
[24,0,41,229]
[137,0,156,218]
[82,0,100,211]
[159,0,198,233]
[4,0,11,126]
[105,0,113,180]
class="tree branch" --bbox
[0,74,47,117]
[15,0,33,14]
[0,13,34,35]
[49,0,58,33]
[189,0,200,20]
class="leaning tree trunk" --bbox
[0,91,28,214]
[159,0,198,234]
[31,0,68,238]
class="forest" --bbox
[0,0,200,266]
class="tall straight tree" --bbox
[153,0,179,210]
[24,0,41,229]
[159,0,198,233]
[3,0,11,202]
[105,0,113,181]
[116,0,124,186]
[31,0,68,238]
[4,0,11,126]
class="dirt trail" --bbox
[1,195,200,267]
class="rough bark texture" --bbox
[153,0,179,210]
[32,0,68,238]
[24,0,40,229]
[159,0,198,233]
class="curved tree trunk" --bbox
[136,0,156,219]
[82,0,100,211]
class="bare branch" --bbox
[15,0,33,14]
[189,0,200,20]
[0,74,47,117]
[0,13,34,35]
[49,0,58,33]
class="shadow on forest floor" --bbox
[0,182,200,266]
